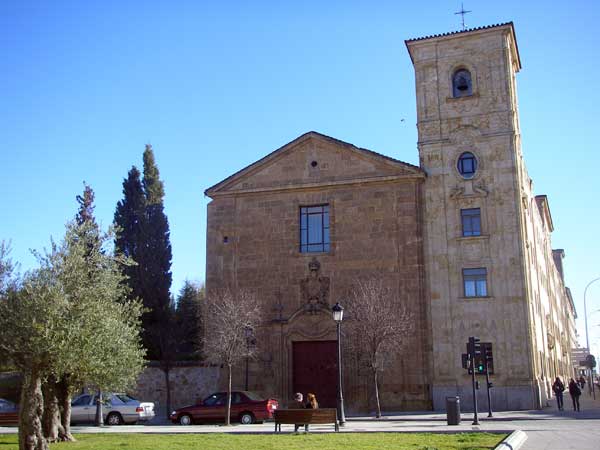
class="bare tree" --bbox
[345,278,413,418]
[203,288,261,425]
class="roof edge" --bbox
[204,131,424,197]
[405,22,521,70]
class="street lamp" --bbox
[332,302,346,426]
[584,277,600,399]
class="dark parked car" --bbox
[0,398,18,426]
[170,391,278,425]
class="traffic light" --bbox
[482,342,494,375]
[464,339,494,375]
[474,355,486,374]
[462,353,469,370]
[586,354,597,369]
[468,337,481,356]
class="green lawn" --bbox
[0,432,505,450]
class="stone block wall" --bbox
[133,364,220,417]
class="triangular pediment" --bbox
[205,132,424,197]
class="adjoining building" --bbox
[204,22,576,412]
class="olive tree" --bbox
[0,255,65,450]
[203,289,261,425]
[345,278,413,418]
[0,221,145,450]
[41,221,145,441]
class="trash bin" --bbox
[446,396,461,425]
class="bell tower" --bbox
[406,24,542,410]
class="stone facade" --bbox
[205,134,430,413]
[204,22,576,412]
[406,23,575,410]
[133,364,220,417]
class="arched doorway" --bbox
[292,340,337,408]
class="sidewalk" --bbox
[2,393,600,448]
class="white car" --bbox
[71,393,155,425]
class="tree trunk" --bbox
[373,369,382,419]
[164,366,171,419]
[56,378,74,441]
[18,370,47,450]
[225,364,232,426]
[41,379,61,443]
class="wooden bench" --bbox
[274,408,339,432]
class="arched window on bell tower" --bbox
[452,69,472,97]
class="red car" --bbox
[170,391,278,425]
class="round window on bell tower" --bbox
[457,152,478,179]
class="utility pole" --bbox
[485,359,492,417]
[584,277,600,400]
[468,337,480,425]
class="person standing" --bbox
[578,375,586,391]
[568,378,581,411]
[552,377,565,411]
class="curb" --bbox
[494,430,527,450]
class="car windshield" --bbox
[242,391,264,401]
[113,394,136,404]
[71,395,92,406]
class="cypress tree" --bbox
[175,281,204,360]
[140,144,173,361]
[114,167,145,305]
[75,182,101,258]
[113,144,174,419]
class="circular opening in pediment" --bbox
[310,161,318,168]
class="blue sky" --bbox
[1,1,599,352]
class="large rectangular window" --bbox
[463,268,487,297]
[300,205,330,253]
[461,208,481,236]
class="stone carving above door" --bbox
[300,258,330,314]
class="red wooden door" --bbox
[293,340,338,408]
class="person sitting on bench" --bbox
[293,393,305,432]
[303,393,319,432]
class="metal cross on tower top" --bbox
[455,3,472,30]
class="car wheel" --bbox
[106,412,124,426]
[239,412,255,425]
[179,414,192,426]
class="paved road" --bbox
[2,391,599,449]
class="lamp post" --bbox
[332,302,346,426]
[584,277,600,399]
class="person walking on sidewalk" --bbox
[568,377,581,411]
[552,377,565,411]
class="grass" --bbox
[0,432,505,450]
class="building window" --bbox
[461,208,481,236]
[457,152,478,179]
[463,268,487,297]
[452,69,472,97]
[300,205,330,253]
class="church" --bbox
[204,22,576,412]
